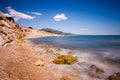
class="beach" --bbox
[1,34,120,80]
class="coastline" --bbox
[26,36,120,80]
[1,34,120,80]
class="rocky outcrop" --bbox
[0,12,25,46]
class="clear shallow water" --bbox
[29,35,120,64]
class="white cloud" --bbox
[31,12,42,15]
[5,6,34,21]
[4,13,12,17]
[54,13,67,21]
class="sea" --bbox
[29,35,120,64]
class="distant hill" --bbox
[40,28,74,35]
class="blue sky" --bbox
[0,0,120,35]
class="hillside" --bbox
[0,12,58,46]
[0,11,25,46]
[40,28,73,35]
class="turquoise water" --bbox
[29,35,120,64]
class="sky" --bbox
[0,0,120,35]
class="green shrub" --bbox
[53,55,78,64]
[28,27,33,29]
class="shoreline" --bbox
[26,38,120,80]
[0,34,120,80]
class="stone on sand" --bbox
[35,60,45,66]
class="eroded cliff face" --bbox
[0,12,26,46]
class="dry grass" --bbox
[16,32,26,41]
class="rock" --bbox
[55,47,61,51]
[54,52,61,55]
[108,75,120,80]
[60,75,71,80]
[0,20,10,27]
[0,33,6,38]
[108,72,120,80]
[71,73,79,77]
[96,67,104,73]
[0,26,3,33]
[0,35,5,45]
[3,27,12,34]
[35,60,45,66]
[88,72,101,79]
[53,55,78,64]
[116,72,120,77]
[46,48,53,53]
[0,12,26,45]
[68,51,74,55]
[5,34,14,43]
[90,64,104,73]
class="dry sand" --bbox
[0,41,60,80]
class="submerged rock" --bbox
[108,72,120,80]
[55,47,61,51]
[90,64,104,73]
[116,72,120,77]
[46,48,53,53]
[53,55,78,64]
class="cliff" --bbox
[0,12,26,46]
[0,12,58,46]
